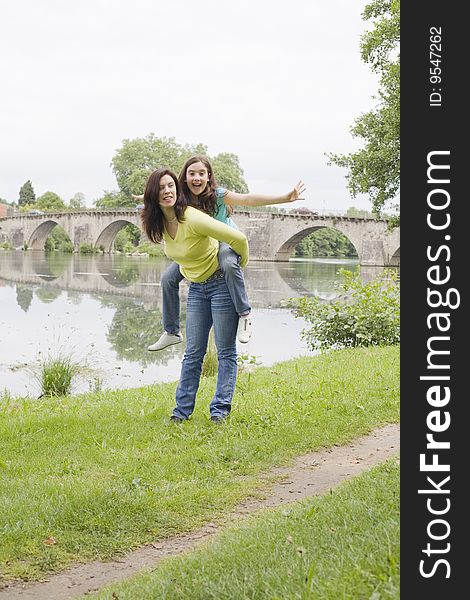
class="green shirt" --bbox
[162,206,249,283]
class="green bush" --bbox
[114,224,141,253]
[135,240,166,256]
[79,243,98,254]
[289,268,399,351]
[44,227,73,252]
[61,239,74,253]
[36,356,79,397]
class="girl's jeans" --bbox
[161,243,251,335]
[172,273,238,420]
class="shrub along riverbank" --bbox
[0,346,399,582]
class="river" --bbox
[0,251,380,398]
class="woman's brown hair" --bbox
[141,168,186,243]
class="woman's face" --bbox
[158,174,177,207]
[185,161,210,196]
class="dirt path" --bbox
[0,423,399,600]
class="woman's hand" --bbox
[132,193,144,201]
[285,180,306,203]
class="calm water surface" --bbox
[0,251,371,398]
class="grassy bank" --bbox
[88,459,399,599]
[0,346,399,581]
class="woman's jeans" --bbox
[161,243,251,335]
[172,273,238,420]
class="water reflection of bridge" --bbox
[0,253,316,309]
[0,252,391,311]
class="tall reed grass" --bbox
[36,355,79,397]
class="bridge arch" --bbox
[389,245,400,267]
[94,219,137,252]
[274,225,360,262]
[27,219,61,250]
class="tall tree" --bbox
[36,192,66,211]
[328,0,399,221]
[69,192,86,209]
[94,190,134,209]
[210,153,249,193]
[108,133,249,207]
[18,180,36,207]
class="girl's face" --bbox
[185,161,209,196]
[158,174,177,207]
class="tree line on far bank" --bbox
[2,138,250,213]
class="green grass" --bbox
[201,329,218,377]
[87,459,399,600]
[0,346,399,582]
[36,356,77,397]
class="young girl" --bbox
[138,155,305,350]
[141,168,249,422]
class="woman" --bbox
[141,167,249,423]
[139,155,305,351]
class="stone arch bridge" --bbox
[0,209,400,266]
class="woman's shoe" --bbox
[210,414,228,423]
[169,415,184,424]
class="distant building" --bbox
[0,203,13,218]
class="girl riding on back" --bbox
[141,155,305,351]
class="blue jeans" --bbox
[161,244,251,335]
[218,242,251,316]
[161,261,183,335]
[172,273,238,420]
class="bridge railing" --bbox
[2,207,394,221]
[232,207,384,220]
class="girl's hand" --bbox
[286,180,306,202]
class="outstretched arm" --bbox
[224,180,306,207]
[132,193,144,201]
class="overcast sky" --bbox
[1,0,378,211]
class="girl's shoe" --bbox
[148,332,183,351]
[237,314,252,343]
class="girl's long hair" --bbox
[178,155,219,216]
[141,168,186,243]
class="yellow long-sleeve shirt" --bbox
[162,206,249,283]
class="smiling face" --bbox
[158,174,177,207]
[185,161,210,196]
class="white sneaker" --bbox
[148,332,183,351]
[237,314,252,344]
